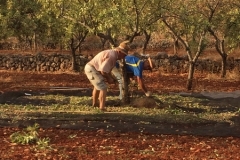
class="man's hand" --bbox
[106,76,115,84]
[101,71,116,84]
[145,91,152,97]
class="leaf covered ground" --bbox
[0,70,240,159]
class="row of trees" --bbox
[1,0,240,90]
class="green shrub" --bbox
[10,123,40,144]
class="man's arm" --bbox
[136,76,152,96]
[101,71,115,84]
[136,76,147,93]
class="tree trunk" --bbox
[97,29,117,49]
[70,37,77,71]
[173,38,179,55]
[120,59,130,104]
[126,31,142,43]
[33,33,36,54]
[71,49,77,71]
[221,53,227,78]
[186,61,195,90]
[142,30,151,54]
[208,28,228,78]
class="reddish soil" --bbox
[0,69,240,159]
[0,47,240,159]
[1,127,240,160]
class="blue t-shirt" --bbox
[115,55,144,78]
[125,55,144,78]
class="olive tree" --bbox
[0,0,9,41]
[5,0,46,51]
[160,0,208,90]
[205,0,240,77]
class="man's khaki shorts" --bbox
[84,64,107,90]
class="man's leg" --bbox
[111,67,123,100]
[92,87,100,107]
[84,64,107,109]
[99,89,107,110]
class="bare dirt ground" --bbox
[0,48,240,159]
[0,69,240,159]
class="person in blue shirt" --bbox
[112,53,155,99]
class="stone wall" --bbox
[0,53,89,72]
[0,52,240,74]
[151,52,240,74]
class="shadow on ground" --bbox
[1,112,240,137]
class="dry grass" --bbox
[226,68,240,80]
[205,69,240,81]
[0,76,13,82]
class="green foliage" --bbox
[10,131,36,145]
[6,0,43,38]
[10,123,40,144]
[10,123,51,150]
[0,0,239,54]
[35,137,51,150]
